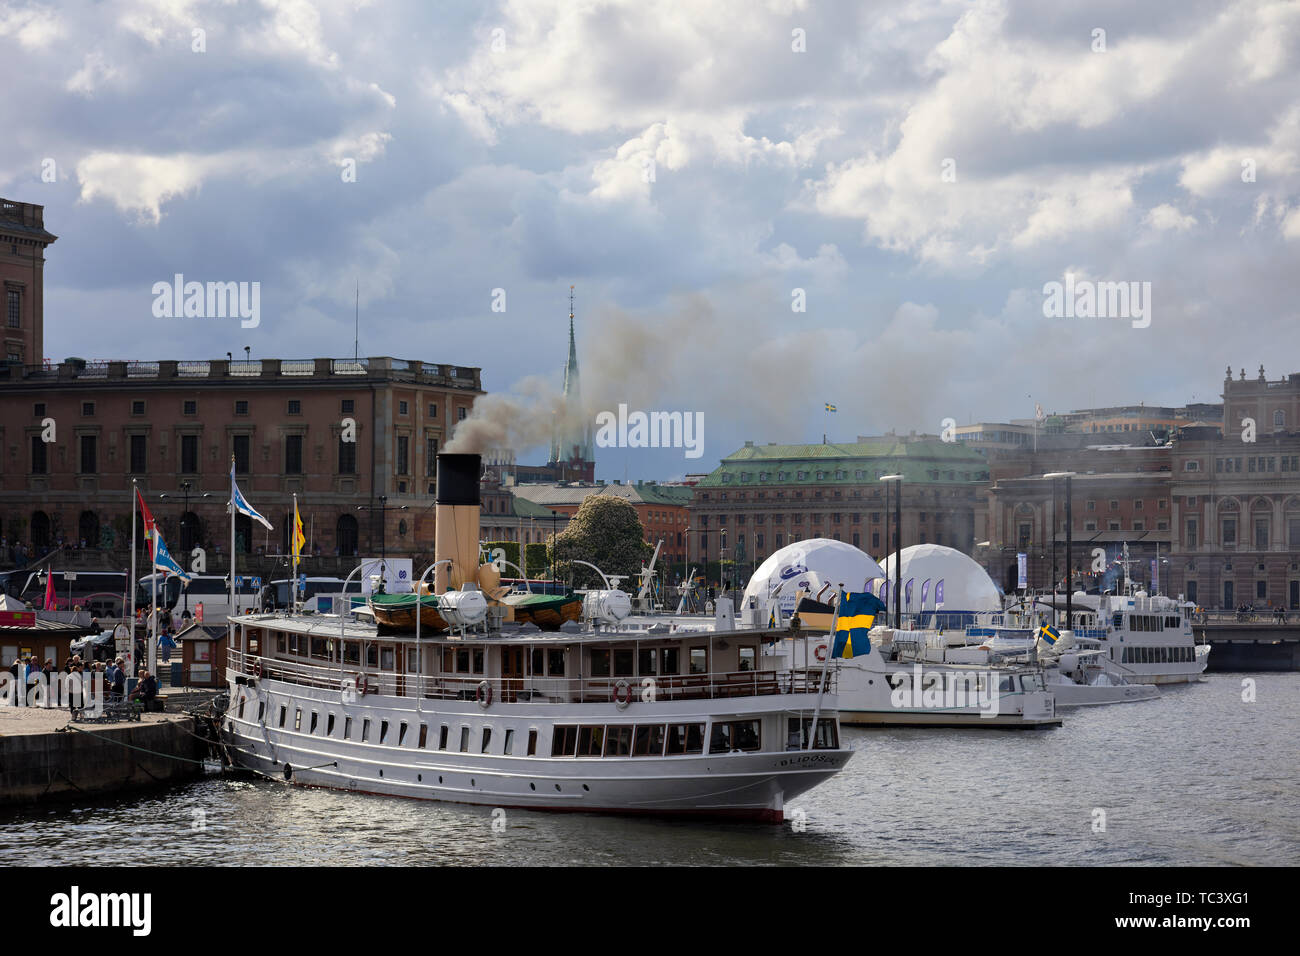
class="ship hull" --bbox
[221,675,852,823]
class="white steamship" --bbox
[219,454,852,823]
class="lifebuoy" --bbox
[354,672,369,696]
[613,679,632,709]
[476,680,492,709]
[814,644,827,663]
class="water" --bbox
[3,672,1296,866]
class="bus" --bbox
[259,577,364,611]
[13,571,130,618]
[138,572,263,623]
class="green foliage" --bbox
[523,542,548,577]
[551,497,653,589]
[481,540,520,572]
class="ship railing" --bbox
[228,650,834,702]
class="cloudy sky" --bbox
[3,0,1298,479]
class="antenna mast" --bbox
[354,279,359,362]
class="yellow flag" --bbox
[293,499,306,558]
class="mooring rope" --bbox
[63,722,214,767]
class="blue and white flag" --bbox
[231,461,274,530]
[153,532,191,582]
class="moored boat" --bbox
[502,591,583,630]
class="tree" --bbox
[524,542,548,578]
[551,497,652,589]
[481,540,520,573]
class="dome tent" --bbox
[874,544,1000,623]
[743,538,886,614]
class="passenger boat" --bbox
[771,626,1060,728]
[218,455,853,823]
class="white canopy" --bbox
[743,538,887,613]
[874,543,1000,612]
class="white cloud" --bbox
[1144,203,1197,232]
[0,1,63,48]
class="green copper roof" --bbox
[697,440,989,488]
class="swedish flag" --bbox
[1039,624,1059,645]
[825,403,837,413]
[832,590,886,659]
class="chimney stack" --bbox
[434,453,481,594]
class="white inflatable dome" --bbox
[743,538,886,613]
[874,543,999,612]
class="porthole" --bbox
[529,783,536,791]
[379,769,384,777]
[418,774,422,782]
[438,776,443,784]
[582,784,589,792]
[471,778,476,787]
[555,784,561,792]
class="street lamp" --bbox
[880,474,903,627]
[1043,472,1076,631]
[160,483,211,614]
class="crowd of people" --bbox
[7,654,158,710]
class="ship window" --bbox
[311,637,328,659]
[590,649,611,677]
[279,705,286,728]
[455,649,470,673]
[380,647,395,670]
[551,725,578,756]
[613,648,634,677]
[708,722,732,753]
[459,727,470,752]
[258,702,265,723]
[295,709,302,731]
[605,725,633,756]
[438,725,448,750]
[473,649,484,674]
[277,635,286,654]
[547,649,565,676]
[418,724,428,748]
[380,720,390,743]
[578,725,605,757]
[788,718,837,750]
[738,646,756,671]
[343,642,360,665]
[399,722,408,746]
[531,648,544,675]
[288,635,300,655]
[481,727,491,753]
[660,647,679,675]
[344,717,353,739]
[638,648,657,674]
[503,728,514,755]
[527,729,538,756]
[729,720,761,751]
[238,696,246,719]
[632,724,666,756]
[309,712,318,734]
[666,723,705,755]
[689,647,708,674]
[366,645,378,667]
[362,718,371,741]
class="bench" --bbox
[72,700,142,723]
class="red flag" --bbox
[137,488,157,559]
[44,573,56,611]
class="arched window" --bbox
[31,511,51,549]
[1274,410,1285,430]
[336,514,359,557]
[78,511,100,549]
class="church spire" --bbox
[550,285,593,469]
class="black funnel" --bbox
[436,453,481,506]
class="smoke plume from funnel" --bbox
[443,375,588,457]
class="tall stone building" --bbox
[1,198,57,366]
[546,290,594,483]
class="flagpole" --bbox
[129,481,137,680]
[230,459,237,620]
[292,493,299,614]
[149,520,157,681]
[806,592,840,751]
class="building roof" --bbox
[175,623,227,642]
[509,494,568,519]
[697,440,990,488]
[512,481,693,508]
